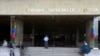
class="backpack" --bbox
[82,45,91,54]
[8,42,14,48]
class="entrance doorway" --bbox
[52,35,65,47]
[0,16,10,46]
[21,15,92,47]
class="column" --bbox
[94,17,99,48]
[31,28,35,46]
[65,34,67,47]
[13,18,23,46]
[86,19,93,48]
[10,16,16,43]
[86,17,99,49]
[76,28,79,47]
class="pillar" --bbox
[86,17,99,48]
[15,19,23,46]
[31,28,35,46]
[65,34,67,47]
[11,16,24,46]
[10,16,15,43]
[94,17,99,48]
[86,19,94,48]
[76,28,79,47]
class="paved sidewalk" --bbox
[0,47,20,56]
[85,49,100,56]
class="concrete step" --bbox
[24,47,79,51]
[23,47,81,56]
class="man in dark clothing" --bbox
[8,41,15,56]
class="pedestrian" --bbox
[43,35,49,49]
[8,41,15,56]
[79,41,91,55]
[2,40,8,47]
[19,41,24,56]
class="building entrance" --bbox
[0,15,97,48]
[51,34,76,47]
[34,34,76,47]
[22,15,91,47]
[0,16,10,46]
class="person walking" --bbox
[2,40,8,47]
[19,41,24,56]
[8,41,15,56]
[43,35,49,49]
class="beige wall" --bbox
[0,0,100,15]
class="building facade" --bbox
[0,0,100,48]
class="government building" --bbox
[0,0,100,49]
